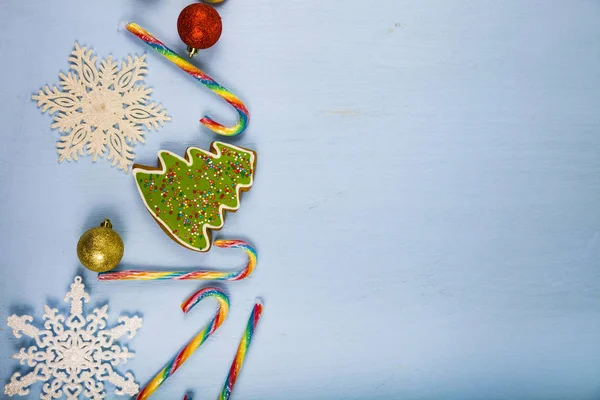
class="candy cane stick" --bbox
[97,240,256,281]
[136,287,230,400]
[179,301,264,400]
[126,22,249,137]
[218,300,264,400]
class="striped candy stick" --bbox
[126,22,249,137]
[181,301,264,400]
[135,287,230,400]
[218,300,264,400]
[98,240,256,281]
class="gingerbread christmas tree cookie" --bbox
[133,142,256,251]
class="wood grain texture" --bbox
[1,1,600,399]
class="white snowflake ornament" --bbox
[4,276,143,399]
[32,43,171,172]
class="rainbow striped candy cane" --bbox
[126,22,249,137]
[97,240,256,281]
[218,300,264,400]
[180,301,264,400]
[136,287,230,400]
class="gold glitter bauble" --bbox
[77,219,124,273]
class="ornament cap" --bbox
[187,46,200,58]
[100,218,113,229]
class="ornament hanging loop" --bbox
[187,46,200,58]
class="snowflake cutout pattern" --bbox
[32,43,171,172]
[4,276,143,399]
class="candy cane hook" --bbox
[135,287,230,400]
[126,22,249,137]
[98,240,256,281]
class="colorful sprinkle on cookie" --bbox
[133,142,256,251]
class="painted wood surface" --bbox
[1,1,599,399]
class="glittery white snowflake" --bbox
[32,42,170,172]
[4,276,143,399]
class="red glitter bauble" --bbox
[177,3,222,50]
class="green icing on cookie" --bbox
[133,142,256,251]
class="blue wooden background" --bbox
[1,1,600,399]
